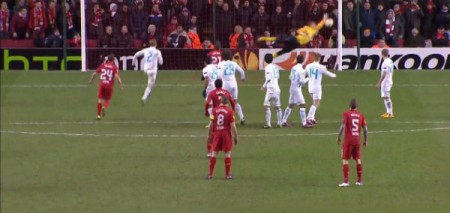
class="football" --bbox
[325,18,334,27]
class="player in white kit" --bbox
[202,56,219,116]
[260,54,282,129]
[217,50,246,124]
[281,55,313,128]
[376,49,394,118]
[132,40,163,105]
[305,52,336,124]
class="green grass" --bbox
[1,70,450,213]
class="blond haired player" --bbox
[132,39,163,105]
[376,49,394,118]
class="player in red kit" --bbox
[337,99,368,187]
[88,54,124,120]
[206,96,239,180]
[204,79,235,157]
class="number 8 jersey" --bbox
[210,105,235,133]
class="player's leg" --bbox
[274,36,300,58]
[307,90,321,124]
[354,146,363,185]
[96,86,105,120]
[206,121,213,157]
[282,103,294,127]
[275,93,282,127]
[232,86,245,124]
[263,93,272,128]
[297,92,311,128]
[207,134,219,179]
[339,145,351,187]
[142,72,157,103]
[224,133,233,179]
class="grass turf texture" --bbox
[1,70,450,213]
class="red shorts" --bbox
[341,143,361,160]
[97,84,114,100]
[211,131,233,152]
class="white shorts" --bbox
[288,90,305,105]
[309,88,322,100]
[381,83,392,98]
[146,70,157,80]
[264,92,281,107]
[223,81,238,100]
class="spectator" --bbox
[149,4,164,36]
[360,0,377,37]
[360,28,375,47]
[251,5,269,37]
[143,24,162,47]
[216,3,235,48]
[229,25,245,49]
[243,26,254,48]
[187,26,202,49]
[131,2,148,40]
[13,0,27,12]
[164,16,179,46]
[87,3,104,39]
[393,3,406,37]
[404,0,424,40]
[231,0,241,15]
[46,0,57,36]
[372,38,390,48]
[178,7,191,30]
[0,1,10,39]
[68,32,81,48]
[120,4,131,30]
[167,25,188,48]
[431,26,449,47]
[328,28,346,48]
[321,2,331,14]
[309,33,325,48]
[57,2,76,39]
[425,39,432,47]
[343,1,357,39]
[291,0,307,29]
[374,3,386,39]
[307,4,322,24]
[435,4,450,31]
[379,9,402,47]
[29,1,47,40]
[10,7,29,39]
[44,28,63,48]
[238,0,253,28]
[189,15,199,33]
[421,1,436,39]
[260,30,273,48]
[202,38,215,49]
[271,5,287,35]
[103,3,122,35]
[98,25,117,47]
[404,28,425,47]
[117,25,134,48]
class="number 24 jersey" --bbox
[96,62,119,86]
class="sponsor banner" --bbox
[231,49,259,71]
[1,49,81,71]
[259,48,450,70]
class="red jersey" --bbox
[207,50,222,65]
[342,109,367,145]
[205,88,235,116]
[210,105,235,133]
[96,62,119,87]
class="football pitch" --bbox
[1,70,450,213]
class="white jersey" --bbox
[263,64,280,93]
[305,61,336,90]
[202,64,219,92]
[217,60,245,82]
[289,64,308,92]
[132,47,163,72]
[381,58,394,85]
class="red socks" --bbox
[357,164,363,182]
[97,103,102,116]
[104,100,110,109]
[225,157,232,176]
[343,164,349,183]
[207,143,212,154]
[209,157,216,176]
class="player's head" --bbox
[107,54,115,62]
[349,99,358,109]
[214,41,221,50]
[381,49,389,58]
[221,50,232,61]
[264,54,273,64]
[313,52,321,62]
[220,95,229,105]
[149,39,157,47]
[214,79,223,88]
[205,56,212,65]
[296,55,304,64]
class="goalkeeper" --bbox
[258,14,329,58]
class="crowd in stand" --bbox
[1,0,449,48]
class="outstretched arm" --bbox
[132,50,144,66]
[88,72,97,84]
[235,63,245,80]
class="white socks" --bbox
[208,107,212,116]
[384,98,393,115]
[307,105,317,120]
[282,107,292,124]
[142,87,151,101]
[300,108,307,125]
[235,103,244,120]
[276,107,282,126]
[265,108,271,127]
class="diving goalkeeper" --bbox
[258,14,329,58]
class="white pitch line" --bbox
[1,127,450,139]
[7,120,450,126]
[2,83,450,88]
